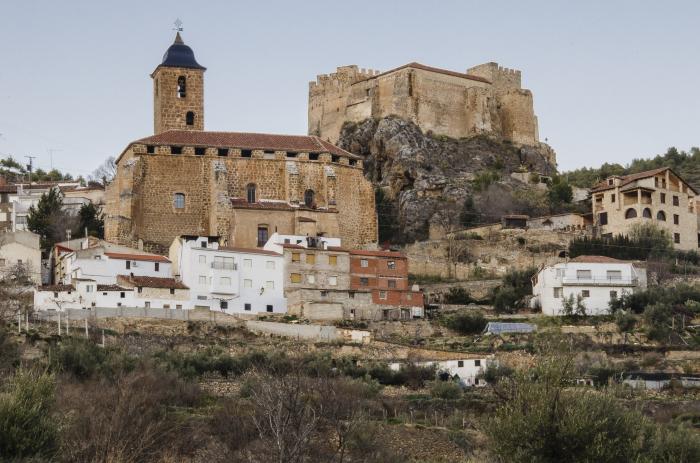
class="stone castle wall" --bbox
[105,147,377,253]
[309,62,540,146]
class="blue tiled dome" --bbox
[160,32,206,70]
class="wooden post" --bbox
[18,312,21,334]
[101,329,105,348]
[84,318,88,338]
[57,311,61,336]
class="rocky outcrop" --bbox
[338,117,558,242]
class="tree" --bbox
[91,156,117,186]
[459,195,478,228]
[562,293,587,317]
[547,175,573,209]
[79,202,104,238]
[27,188,78,252]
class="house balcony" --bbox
[209,279,238,295]
[560,277,639,287]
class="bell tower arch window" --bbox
[177,76,187,98]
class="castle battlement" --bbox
[309,61,540,147]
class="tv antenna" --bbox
[173,18,183,32]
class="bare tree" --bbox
[90,156,117,186]
[245,368,321,463]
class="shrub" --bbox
[49,337,136,380]
[430,380,462,400]
[0,325,19,376]
[0,370,58,460]
[446,312,487,335]
[615,310,636,333]
[443,287,473,305]
[643,303,673,342]
[492,286,521,313]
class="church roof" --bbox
[135,130,361,159]
[360,62,491,84]
[158,32,206,71]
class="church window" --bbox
[171,146,182,155]
[186,111,195,126]
[146,145,155,154]
[194,146,205,155]
[246,184,257,203]
[177,76,186,98]
[304,189,315,208]
[174,193,185,209]
[257,226,269,247]
[218,148,228,157]
[241,149,252,158]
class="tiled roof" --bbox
[38,284,75,292]
[570,255,628,264]
[350,249,405,258]
[218,246,282,256]
[96,284,131,292]
[367,62,491,84]
[104,252,170,263]
[117,275,188,289]
[281,243,305,249]
[591,167,697,194]
[133,131,360,159]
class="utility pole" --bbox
[25,155,36,184]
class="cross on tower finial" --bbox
[173,18,183,32]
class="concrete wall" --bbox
[245,320,339,341]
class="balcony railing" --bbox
[560,276,639,286]
[211,262,237,270]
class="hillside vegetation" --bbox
[563,147,700,190]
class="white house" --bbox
[531,256,647,316]
[34,284,82,311]
[59,247,172,285]
[389,357,495,387]
[169,235,286,314]
[0,230,42,284]
[263,232,341,253]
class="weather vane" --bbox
[173,18,183,32]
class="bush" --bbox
[0,370,58,460]
[615,310,636,333]
[492,286,521,313]
[443,287,473,305]
[446,312,487,335]
[430,380,462,400]
[643,303,673,342]
[49,337,136,380]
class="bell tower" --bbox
[151,32,206,134]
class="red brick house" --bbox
[349,250,424,310]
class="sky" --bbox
[0,1,699,177]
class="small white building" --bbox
[389,357,495,387]
[169,235,286,314]
[34,284,82,311]
[0,230,42,284]
[531,256,647,316]
[59,246,172,285]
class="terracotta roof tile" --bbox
[39,284,75,292]
[591,167,697,194]
[96,284,131,292]
[366,62,491,84]
[133,131,361,159]
[117,275,188,289]
[570,255,629,264]
[104,252,170,263]
[350,249,405,258]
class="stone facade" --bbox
[104,34,377,254]
[309,62,541,146]
[591,168,699,251]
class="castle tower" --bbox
[151,32,206,134]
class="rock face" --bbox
[338,116,557,243]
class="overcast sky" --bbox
[1,0,698,177]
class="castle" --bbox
[105,33,377,253]
[309,62,544,148]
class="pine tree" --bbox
[78,203,104,238]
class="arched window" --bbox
[177,76,186,98]
[304,189,315,208]
[625,208,637,219]
[642,208,652,219]
[174,193,185,209]
[246,183,257,203]
[656,210,666,221]
[186,111,195,126]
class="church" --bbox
[105,33,377,253]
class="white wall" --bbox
[533,261,646,316]
[34,289,82,311]
[389,358,493,387]
[63,253,172,284]
[172,236,286,314]
[264,232,342,253]
[0,234,41,284]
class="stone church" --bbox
[105,33,377,253]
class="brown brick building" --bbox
[349,250,423,309]
[105,33,377,254]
